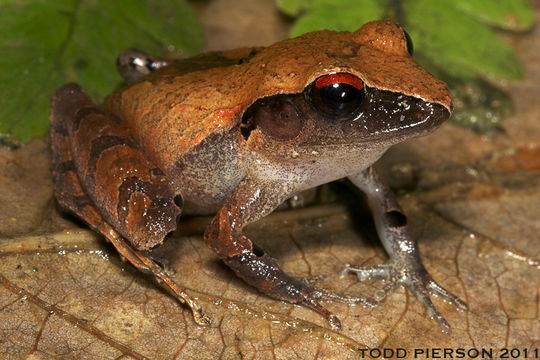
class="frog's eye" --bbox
[307,73,364,117]
[403,30,414,56]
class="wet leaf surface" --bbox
[1,1,540,359]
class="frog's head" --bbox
[241,71,451,148]
[240,20,451,177]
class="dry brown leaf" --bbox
[1,164,539,359]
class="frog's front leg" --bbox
[343,167,467,333]
[204,177,367,329]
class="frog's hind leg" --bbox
[50,83,209,326]
[345,167,467,333]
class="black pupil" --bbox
[317,83,362,115]
[321,83,359,104]
[306,74,365,118]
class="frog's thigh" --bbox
[51,84,105,226]
[51,83,181,250]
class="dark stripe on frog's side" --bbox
[51,83,182,250]
[166,48,262,74]
[72,106,107,132]
[117,176,177,227]
[50,84,104,219]
[57,160,76,173]
[84,135,138,191]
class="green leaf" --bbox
[406,0,523,80]
[0,0,203,144]
[276,0,312,17]
[278,0,534,135]
[452,0,534,31]
[279,0,531,80]
[286,0,384,37]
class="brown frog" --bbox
[50,19,467,332]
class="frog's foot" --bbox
[340,259,467,333]
[141,250,174,274]
[110,234,211,326]
[224,251,374,330]
[297,275,376,306]
[305,281,376,306]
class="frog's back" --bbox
[104,20,451,176]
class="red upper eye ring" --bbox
[315,73,364,90]
[307,73,365,118]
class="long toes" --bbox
[309,285,375,307]
[428,280,468,312]
[429,308,451,334]
[411,282,451,334]
[193,308,212,326]
[301,274,329,284]
[301,294,342,330]
[325,291,375,307]
[373,280,399,303]
[339,263,390,281]
[452,297,468,312]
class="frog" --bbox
[50,19,467,332]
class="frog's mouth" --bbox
[239,87,451,148]
[348,87,451,143]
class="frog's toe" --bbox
[339,263,397,305]
[193,307,212,326]
[427,279,468,312]
[411,283,451,334]
[296,282,374,329]
[339,263,391,281]
[405,269,467,333]
[298,273,375,305]
[340,260,466,333]
[309,283,375,307]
